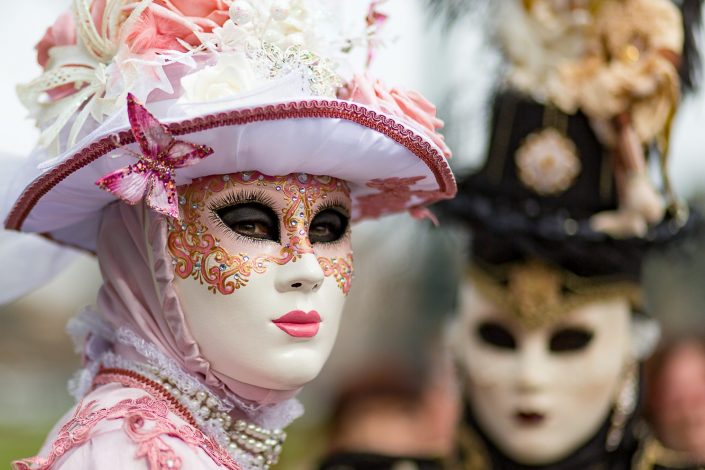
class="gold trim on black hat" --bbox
[468,260,643,329]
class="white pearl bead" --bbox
[230,1,255,25]
[270,1,290,21]
[195,391,207,403]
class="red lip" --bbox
[272,310,322,338]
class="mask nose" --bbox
[515,338,551,393]
[275,253,325,293]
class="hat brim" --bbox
[5,98,455,252]
[438,187,700,281]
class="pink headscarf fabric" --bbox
[95,201,299,405]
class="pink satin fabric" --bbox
[95,201,299,405]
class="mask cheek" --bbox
[464,344,518,389]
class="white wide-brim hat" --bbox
[5,85,454,252]
[4,0,456,252]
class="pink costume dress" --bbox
[14,203,303,470]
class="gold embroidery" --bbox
[445,423,491,470]
[633,435,702,470]
[469,261,642,329]
[515,128,582,196]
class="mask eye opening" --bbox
[476,321,517,350]
[549,327,594,353]
[212,198,281,243]
[309,205,350,244]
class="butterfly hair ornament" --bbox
[96,94,214,219]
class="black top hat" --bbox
[441,90,698,282]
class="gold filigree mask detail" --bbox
[168,172,354,296]
[468,260,642,329]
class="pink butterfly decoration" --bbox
[96,93,214,219]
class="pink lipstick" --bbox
[272,310,322,338]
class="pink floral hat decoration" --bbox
[4,0,455,252]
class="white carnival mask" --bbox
[170,171,353,391]
[453,282,633,464]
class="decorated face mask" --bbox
[169,172,353,391]
[454,283,633,465]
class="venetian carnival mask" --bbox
[170,171,353,391]
[453,281,633,464]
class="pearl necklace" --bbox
[148,366,287,469]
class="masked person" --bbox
[442,229,700,469]
[438,71,701,470]
[1,1,456,469]
[383,0,703,467]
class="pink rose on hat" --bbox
[341,73,452,159]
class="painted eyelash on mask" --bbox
[207,189,278,213]
[314,199,351,220]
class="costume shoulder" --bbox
[14,426,231,470]
[13,384,239,470]
[633,435,704,470]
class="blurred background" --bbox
[1,0,705,468]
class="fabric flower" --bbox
[341,73,452,158]
[180,53,258,102]
[167,0,229,20]
[36,10,77,68]
[36,1,114,68]
[124,0,229,54]
[125,5,199,54]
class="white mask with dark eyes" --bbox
[452,283,633,465]
[170,173,354,393]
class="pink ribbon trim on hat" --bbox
[6,99,455,232]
